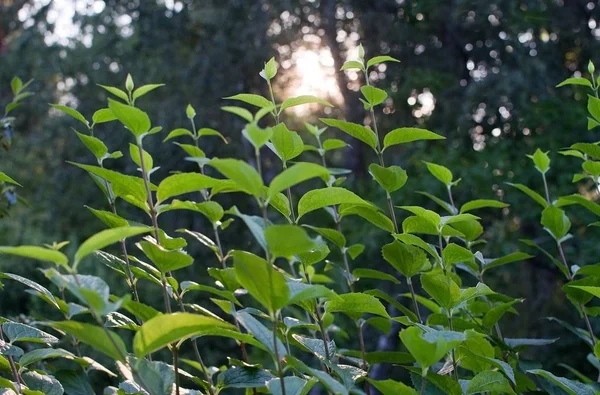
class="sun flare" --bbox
[280,46,343,115]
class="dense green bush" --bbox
[1,48,600,395]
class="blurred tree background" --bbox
[2,0,600,387]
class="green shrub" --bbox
[0,48,599,395]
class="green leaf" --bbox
[268,190,292,219]
[322,138,348,151]
[286,280,336,306]
[75,226,151,265]
[569,285,600,300]
[353,268,400,284]
[86,206,129,228]
[2,322,58,344]
[161,200,223,223]
[268,162,328,197]
[107,99,151,138]
[132,84,164,100]
[286,356,348,395]
[224,93,274,109]
[265,225,316,259]
[382,240,428,278]
[398,206,441,228]
[421,270,460,310]
[506,182,548,208]
[72,130,108,160]
[571,142,600,159]
[50,104,88,127]
[280,95,333,113]
[460,199,508,213]
[320,118,378,150]
[348,243,365,260]
[269,123,304,161]
[383,128,444,150]
[157,172,219,203]
[0,246,68,267]
[18,348,75,369]
[297,187,372,219]
[366,55,401,69]
[556,77,593,88]
[128,143,153,170]
[50,321,126,362]
[483,251,533,272]
[0,171,21,186]
[369,379,416,395]
[326,292,390,318]
[423,161,453,186]
[541,206,571,240]
[221,106,254,123]
[0,272,60,310]
[368,164,407,193]
[243,123,273,150]
[137,240,193,273]
[163,128,194,142]
[127,356,175,395]
[341,60,365,71]
[442,243,474,266]
[304,225,346,248]
[527,369,595,395]
[226,206,268,252]
[504,338,558,348]
[197,127,227,143]
[70,162,148,209]
[582,160,600,177]
[454,283,494,307]
[236,310,287,357]
[399,326,459,374]
[483,299,522,329]
[466,371,516,394]
[232,250,289,312]
[360,86,387,107]
[133,312,235,356]
[208,158,264,198]
[527,148,551,174]
[267,377,315,395]
[262,57,278,80]
[589,95,600,122]
[11,76,23,95]
[338,204,394,232]
[21,371,63,395]
[218,366,274,389]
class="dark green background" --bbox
[1,0,600,389]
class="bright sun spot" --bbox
[281,47,342,115]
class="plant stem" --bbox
[173,347,181,395]
[136,142,161,241]
[136,141,172,315]
[256,148,286,395]
[478,271,504,342]
[136,138,218,390]
[98,157,142,309]
[419,378,428,395]
[366,73,422,323]
[272,313,287,395]
[1,327,22,393]
[447,187,456,211]
[357,321,371,395]
[541,173,551,204]
[447,314,459,381]
[282,162,296,223]
[407,278,423,323]
[557,242,598,346]
[301,262,332,365]
[70,272,153,393]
